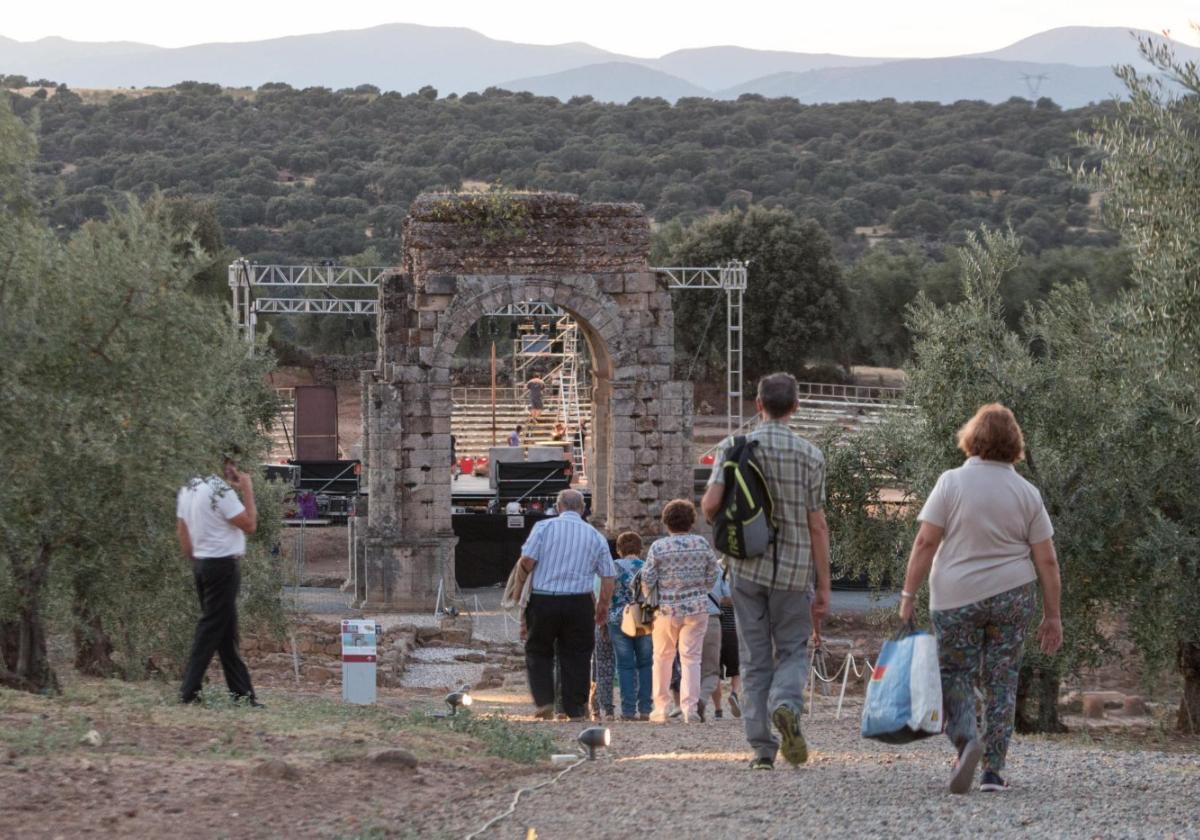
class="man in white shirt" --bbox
[177,457,259,705]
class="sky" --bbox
[1,0,1197,57]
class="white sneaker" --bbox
[648,710,669,723]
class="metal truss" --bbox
[657,261,748,291]
[247,264,389,287]
[229,258,748,434]
[486,301,566,317]
[659,261,748,432]
[255,298,379,316]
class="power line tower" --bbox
[1020,73,1049,98]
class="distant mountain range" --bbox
[2,24,1195,106]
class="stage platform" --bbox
[450,472,590,509]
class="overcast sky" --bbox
[2,0,1196,56]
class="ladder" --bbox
[556,315,587,480]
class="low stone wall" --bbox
[312,352,376,384]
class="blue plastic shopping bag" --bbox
[861,628,943,743]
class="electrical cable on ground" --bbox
[464,755,587,839]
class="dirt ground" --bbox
[0,678,552,840]
[3,638,1194,840]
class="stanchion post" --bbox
[836,653,852,720]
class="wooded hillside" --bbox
[9,83,1116,264]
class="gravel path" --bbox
[467,696,1199,839]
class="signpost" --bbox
[341,618,379,705]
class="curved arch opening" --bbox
[436,289,619,589]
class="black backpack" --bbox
[712,436,777,568]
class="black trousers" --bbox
[180,556,255,703]
[525,593,594,717]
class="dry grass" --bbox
[0,677,562,838]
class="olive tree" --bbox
[1080,37,1200,731]
[0,98,283,693]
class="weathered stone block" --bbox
[423,275,459,295]
[624,272,658,294]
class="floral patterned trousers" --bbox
[591,624,615,716]
[930,582,1036,773]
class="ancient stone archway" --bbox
[360,193,693,609]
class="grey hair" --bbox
[757,372,799,418]
[556,488,585,513]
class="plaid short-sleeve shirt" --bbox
[707,419,826,591]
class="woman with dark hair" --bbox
[899,403,1063,794]
[642,499,719,723]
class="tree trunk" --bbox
[1,545,60,694]
[1177,640,1200,734]
[72,603,117,678]
[0,620,18,672]
[1015,661,1066,734]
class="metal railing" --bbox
[451,386,527,407]
[796,382,908,404]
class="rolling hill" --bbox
[503,62,708,102]
[718,58,1130,107]
[0,23,1186,104]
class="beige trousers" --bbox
[651,612,708,717]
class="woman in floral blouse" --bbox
[608,531,652,720]
[643,500,720,723]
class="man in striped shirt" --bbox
[519,489,617,720]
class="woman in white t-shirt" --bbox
[898,403,1063,795]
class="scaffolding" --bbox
[229,258,749,434]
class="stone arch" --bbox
[427,276,626,378]
[359,193,694,609]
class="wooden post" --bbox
[490,341,497,446]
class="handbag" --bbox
[620,602,654,637]
[619,570,657,637]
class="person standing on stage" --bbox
[177,454,260,705]
[527,375,546,421]
[509,425,523,447]
[519,488,616,720]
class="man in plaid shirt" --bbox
[702,372,832,770]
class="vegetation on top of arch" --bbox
[419,188,536,243]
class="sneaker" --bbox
[771,705,808,766]
[950,740,982,794]
[618,714,639,722]
[636,713,651,722]
[532,705,555,721]
[729,691,742,719]
[669,705,683,719]
[696,701,707,722]
[714,708,724,720]
[648,710,669,723]
[749,756,775,770]
[979,771,1009,792]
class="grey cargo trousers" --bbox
[731,573,813,760]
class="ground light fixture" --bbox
[445,690,473,716]
[577,726,611,760]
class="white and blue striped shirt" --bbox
[521,512,617,595]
